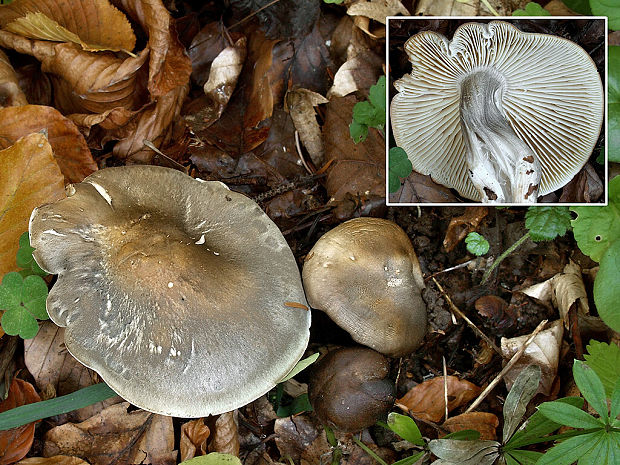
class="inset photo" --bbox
[386,17,607,205]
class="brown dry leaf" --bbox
[544,0,579,15]
[323,95,385,207]
[43,402,176,465]
[327,49,383,98]
[559,163,603,203]
[0,337,18,399]
[23,321,121,423]
[551,261,589,325]
[0,105,97,183]
[475,295,517,330]
[397,376,482,423]
[18,456,89,465]
[442,412,499,441]
[390,171,459,203]
[414,0,477,15]
[0,50,27,107]
[209,411,240,457]
[0,0,136,52]
[0,132,64,275]
[202,36,247,127]
[285,88,328,166]
[347,0,409,24]
[0,378,41,465]
[442,206,488,252]
[180,419,210,462]
[501,320,564,396]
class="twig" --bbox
[443,356,449,422]
[425,259,478,281]
[432,277,502,356]
[143,139,188,174]
[465,319,548,413]
[294,130,314,175]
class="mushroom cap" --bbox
[308,347,395,432]
[391,21,604,201]
[302,218,426,357]
[29,166,311,417]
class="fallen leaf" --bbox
[180,419,210,462]
[0,105,97,183]
[442,412,499,441]
[397,376,482,423]
[18,456,89,465]
[0,336,18,399]
[0,378,41,465]
[0,0,136,52]
[551,261,589,325]
[544,0,580,15]
[389,171,459,204]
[285,88,328,166]
[323,95,385,209]
[15,63,52,107]
[327,49,383,98]
[0,132,65,276]
[202,36,247,127]
[23,321,121,422]
[475,295,517,330]
[413,0,477,15]
[209,411,239,457]
[559,163,603,203]
[0,50,27,107]
[442,207,488,252]
[43,402,176,465]
[501,320,564,396]
[347,0,409,24]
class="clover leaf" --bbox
[0,271,49,339]
[16,231,47,277]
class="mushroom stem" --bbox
[460,69,541,203]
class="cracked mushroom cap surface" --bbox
[302,218,427,357]
[29,165,311,417]
[391,21,604,201]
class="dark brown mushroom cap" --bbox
[308,347,395,432]
[28,165,311,417]
[302,218,427,356]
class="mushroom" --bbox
[391,21,603,203]
[28,165,311,417]
[302,218,426,357]
[308,347,395,432]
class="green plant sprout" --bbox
[480,206,572,284]
[179,453,242,464]
[535,360,620,465]
[465,232,490,256]
[270,353,318,417]
[350,75,385,143]
[388,147,413,193]
[512,2,551,15]
[0,232,50,338]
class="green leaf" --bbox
[392,452,425,465]
[537,401,604,429]
[610,46,620,159]
[512,2,551,15]
[465,232,489,256]
[525,206,571,241]
[279,353,319,382]
[0,271,49,339]
[16,231,47,277]
[353,101,380,126]
[594,240,620,332]
[535,432,603,465]
[574,360,609,419]
[323,0,345,4]
[583,341,620,398]
[576,431,610,465]
[571,176,620,262]
[369,75,386,113]
[443,430,480,441]
[610,378,620,421]
[389,147,413,193]
[428,439,500,465]
[506,397,584,449]
[503,365,541,442]
[387,412,424,446]
[180,453,242,465]
[350,119,368,144]
[276,393,312,417]
[561,0,592,14]
[0,382,117,430]
[591,0,620,30]
[504,449,543,465]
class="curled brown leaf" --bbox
[0,50,27,107]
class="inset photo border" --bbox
[386,16,608,206]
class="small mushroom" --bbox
[308,347,395,432]
[391,21,603,203]
[302,217,426,356]
[28,166,311,417]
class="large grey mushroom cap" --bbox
[29,165,311,417]
[302,218,427,357]
[391,21,604,201]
